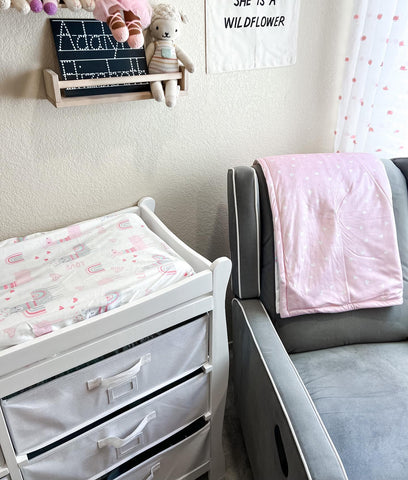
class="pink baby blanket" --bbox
[257,153,403,318]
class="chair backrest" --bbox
[228,158,408,353]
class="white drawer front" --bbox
[2,316,208,454]
[20,373,209,480]
[113,423,210,480]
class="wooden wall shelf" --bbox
[43,67,188,107]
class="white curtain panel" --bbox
[335,0,408,157]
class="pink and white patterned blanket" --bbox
[257,153,403,318]
[0,211,194,350]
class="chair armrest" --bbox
[232,298,348,480]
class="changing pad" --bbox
[0,211,194,350]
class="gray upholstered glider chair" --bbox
[227,158,408,480]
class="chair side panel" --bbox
[227,167,261,299]
[232,299,349,480]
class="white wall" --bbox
[0,0,352,261]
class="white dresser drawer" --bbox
[110,423,210,480]
[2,316,208,455]
[20,373,209,480]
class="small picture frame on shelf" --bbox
[50,18,150,97]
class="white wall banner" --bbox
[206,0,301,74]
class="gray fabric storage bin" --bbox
[20,373,209,480]
[113,423,210,480]
[2,316,208,455]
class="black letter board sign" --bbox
[50,19,149,97]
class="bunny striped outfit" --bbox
[148,40,179,74]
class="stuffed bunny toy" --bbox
[93,0,151,49]
[145,3,194,108]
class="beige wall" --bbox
[0,0,352,261]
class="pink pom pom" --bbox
[30,0,43,12]
[43,0,57,14]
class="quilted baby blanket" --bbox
[257,153,403,318]
[0,211,194,350]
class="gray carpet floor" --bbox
[221,372,254,480]
[198,352,254,480]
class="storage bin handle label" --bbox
[86,353,152,396]
[97,410,157,455]
[144,462,160,480]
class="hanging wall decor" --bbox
[205,0,301,73]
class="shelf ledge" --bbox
[43,67,188,108]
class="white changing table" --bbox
[0,198,231,480]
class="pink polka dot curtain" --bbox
[335,0,408,157]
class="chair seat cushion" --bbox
[291,342,408,480]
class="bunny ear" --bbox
[179,10,188,24]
